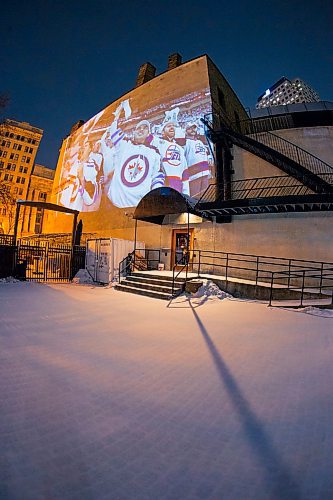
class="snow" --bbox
[72,268,95,284]
[1,280,333,499]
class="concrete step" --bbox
[132,272,186,283]
[115,283,173,300]
[125,275,183,291]
[123,279,182,294]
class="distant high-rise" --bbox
[256,77,320,109]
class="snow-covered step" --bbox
[115,283,173,300]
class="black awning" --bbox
[133,187,204,224]
[16,200,79,215]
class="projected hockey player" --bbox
[147,108,189,196]
[105,100,165,208]
[184,122,213,197]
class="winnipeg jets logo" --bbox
[121,155,149,187]
[195,143,206,154]
[165,144,181,166]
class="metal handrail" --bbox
[268,267,333,306]
[252,131,333,182]
[175,249,332,287]
[118,250,135,282]
[196,174,321,204]
[171,252,190,296]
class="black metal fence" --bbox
[0,236,85,282]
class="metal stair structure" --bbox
[115,272,186,300]
[207,124,333,195]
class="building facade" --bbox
[0,119,43,233]
[45,55,333,268]
[256,77,320,109]
[21,164,55,235]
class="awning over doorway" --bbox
[133,187,207,224]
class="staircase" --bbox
[208,124,333,194]
[115,272,186,300]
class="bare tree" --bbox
[0,180,16,233]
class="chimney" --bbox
[167,53,182,70]
[136,62,156,87]
[70,120,85,135]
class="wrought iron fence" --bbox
[0,237,85,282]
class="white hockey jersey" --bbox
[107,140,165,208]
[184,138,212,197]
[149,136,189,195]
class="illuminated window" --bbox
[21,178,25,184]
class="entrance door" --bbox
[171,229,194,268]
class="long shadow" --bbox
[189,300,301,499]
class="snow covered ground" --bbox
[0,280,333,499]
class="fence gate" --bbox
[16,241,86,282]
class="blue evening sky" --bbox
[1,0,332,168]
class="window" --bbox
[39,192,47,201]
[217,88,226,111]
[22,156,26,162]
[0,151,7,158]
[4,173,9,181]
[19,188,23,195]
[10,153,19,160]
[29,147,33,154]
[234,111,241,132]
[26,158,30,164]
[19,166,23,172]
[2,208,6,215]
[0,161,4,169]
[13,143,19,150]
[34,208,43,234]
[13,187,18,194]
[16,176,21,183]
[21,178,25,184]
[1,140,10,147]
[24,146,29,152]
[24,167,28,173]
[17,144,22,151]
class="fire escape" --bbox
[197,115,333,220]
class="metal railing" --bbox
[171,253,189,296]
[169,249,332,287]
[251,131,333,184]
[196,175,316,204]
[0,234,15,245]
[118,248,161,281]
[268,267,333,307]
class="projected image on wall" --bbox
[57,64,212,212]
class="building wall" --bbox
[21,164,55,235]
[46,59,333,267]
[207,58,248,126]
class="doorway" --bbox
[171,229,194,269]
